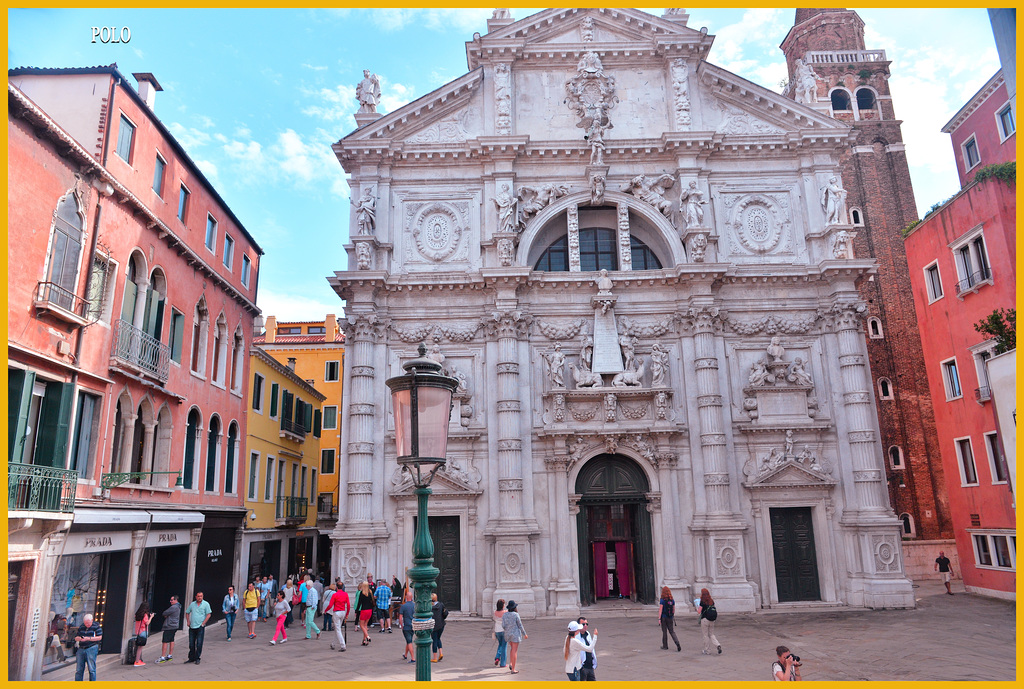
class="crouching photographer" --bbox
[773,646,802,681]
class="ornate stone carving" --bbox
[536,317,587,340]
[409,202,466,262]
[704,472,730,485]
[681,306,722,335]
[820,176,848,226]
[343,548,368,580]
[604,393,617,421]
[354,241,373,270]
[621,174,675,220]
[645,492,662,513]
[618,401,649,420]
[350,403,375,415]
[747,339,815,390]
[570,404,597,421]
[649,343,669,387]
[494,63,512,135]
[567,436,589,464]
[617,204,632,270]
[517,184,569,225]
[408,108,472,144]
[726,313,818,335]
[487,311,532,339]
[689,232,707,262]
[619,334,637,370]
[832,229,852,259]
[356,70,381,113]
[716,539,742,576]
[552,393,566,423]
[792,58,818,104]
[348,481,373,494]
[611,357,644,387]
[541,342,567,389]
[348,441,374,455]
[655,391,669,420]
[679,180,707,229]
[603,434,619,454]
[669,58,692,130]
[496,400,520,413]
[564,51,619,136]
[590,173,606,205]
[619,315,678,338]
[492,183,518,236]
[498,478,524,491]
[390,321,482,343]
[571,362,603,389]
[580,16,594,42]
[713,101,783,135]
[872,534,901,573]
[730,194,788,254]
[848,430,876,443]
[498,238,515,266]
[496,362,520,375]
[498,544,527,583]
[627,434,656,462]
[351,365,374,377]
[351,186,377,235]
[497,439,523,451]
[346,314,387,342]
[819,301,868,331]
[567,204,581,271]
[788,358,813,386]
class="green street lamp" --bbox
[386,343,458,682]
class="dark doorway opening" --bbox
[770,507,821,602]
[412,515,461,610]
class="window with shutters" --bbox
[190,298,209,376]
[169,308,185,364]
[178,185,190,222]
[241,255,252,288]
[322,405,338,430]
[941,358,962,400]
[225,421,238,494]
[205,214,217,251]
[223,234,234,269]
[324,360,340,382]
[248,451,259,500]
[115,114,136,163]
[924,261,943,303]
[205,415,221,493]
[321,449,336,474]
[153,153,166,196]
[8,370,74,468]
[229,328,244,394]
[269,382,279,419]
[44,191,86,313]
[252,373,265,413]
[212,313,228,386]
[69,391,101,478]
[955,436,978,485]
[183,408,201,490]
[264,455,275,501]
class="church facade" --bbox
[328,8,915,616]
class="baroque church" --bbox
[328,8,930,616]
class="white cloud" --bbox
[705,8,789,89]
[379,80,416,114]
[269,129,343,193]
[223,139,264,164]
[301,83,357,123]
[196,115,215,129]
[194,159,218,183]
[167,122,212,151]
[302,63,329,72]
[256,287,344,322]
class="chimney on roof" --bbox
[264,316,277,344]
[132,72,163,110]
[325,314,338,342]
[287,358,297,371]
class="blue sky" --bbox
[8,8,1000,320]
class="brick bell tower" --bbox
[781,9,952,544]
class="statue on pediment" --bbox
[356,70,382,113]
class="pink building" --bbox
[8,65,263,677]
[904,69,1016,599]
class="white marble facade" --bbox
[329,8,914,617]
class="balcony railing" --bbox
[955,267,992,296]
[280,416,307,440]
[806,49,887,64]
[276,496,308,522]
[975,386,992,403]
[34,281,91,326]
[112,318,170,381]
[8,462,77,514]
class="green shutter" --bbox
[8,369,36,462]
[121,279,138,323]
[304,402,313,432]
[34,382,74,467]
[171,312,185,363]
[270,383,279,417]
[313,409,321,437]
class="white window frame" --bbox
[178,184,190,223]
[940,357,962,401]
[968,530,1016,571]
[828,86,854,115]
[205,214,218,252]
[115,112,137,164]
[983,431,1006,485]
[264,454,276,502]
[888,445,904,470]
[953,435,979,486]
[877,377,894,400]
[241,255,251,288]
[248,451,260,500]
[923,260,944,303]
[949,224,992,297]
[322,405,338,430]
[223,234,234,269]
[849,207,864,226]
[867,317,884,339]
[321,448,336,474]
[968,339,996,401]
[961,134,981,171]
[252,372,265,414]
[153,152,167,197]
[899,512,916,538]
[994,101,1015,142]
[324,360,340,382]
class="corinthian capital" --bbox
[681,305,725,335]
[485,310,533,339]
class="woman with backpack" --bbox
[133,602,154,666]
[430,592,448,662]
[657,586,681,652]
[281,579,296,627]
[696,588,721,655]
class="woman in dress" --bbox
[269,591,290,645]
[564,620,597,681]
[430,592,447,662]
[697,588,722,655]
[281,578,296,628]
[355,581,374,646]
[658,586,681,651]
[493,599,507,667]
[501,599,528,674]
[133,602,154,666]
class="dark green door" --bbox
[413,515,461,610]
[770,507,821,602]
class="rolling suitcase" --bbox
[124,637,137,665]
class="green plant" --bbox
[972,161,1015,187]
[858,69,872,80]
[900,219,921,238]
[974,308,1016,354]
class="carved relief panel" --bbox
[397,192,479,272]
[716,188,803,263]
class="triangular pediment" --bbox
[745,459,837,490]
[388,463,482,497]
[485,8,703,45]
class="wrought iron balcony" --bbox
[955,267,992,296]
[8,462,77,514]
[276,496,308,522]
[112,319,170,381]
[975,386,992,403]
[805,49,887,64]
[279,416,307,441]
[33,281,91,326]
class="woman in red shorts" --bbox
[355,581,374,646]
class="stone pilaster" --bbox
[343,314,384,524]
[118,410,138,474]
[567,204,581,271]
[140,422,156,477]
[656,454,686,590]
[545,453,581,616]
[687,306,731,513]
[617,203,632,271]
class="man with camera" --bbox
[773,646,802,681]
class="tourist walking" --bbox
[304,580,322,640]
[773,645,802,681]
[492,599,507,667]
[325,582,350,651]
[157,595,180,663]
[696,588,721,655]
[398,590,415,663]
[298,575,311,620]
[322,582,336,631]
[265,574,277,619]
[430,592,448,662]
[132,603,154,666]
[73,613,103,681]
[577,617,597,681]
[184,591,212,665]
[501,599,527,674]
[564,620,597,681]
[658,586,681,651]
[256,577,269,622]
[355,580,374,645]
[390,575,404,622]
[243,582,261,639]
[269,592,290,645]
[222,586,238,641]
[935,551,954,595]
[282,579,296,627]
[375,579,393,632]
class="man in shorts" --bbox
[157,596,181,663]
[374,579,393,633]
[398,590,415,663]
[935,551,954,595]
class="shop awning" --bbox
[72,508,150,526]
[147,510,205,525]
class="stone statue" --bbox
[650,343,669,387]
[356,70,382,113]
[690,232,707,263]
[748,358,770,387]
[498,238,514,267]
[571,362,603,388]
[426,343,445,366]
[492,183,517,235]
[586,118,607,165]
[766,336,786,363]
[611,357,644,387]
[450,366,469,396]
[352,187,376,235]
[784,430,795,457]
[542,343,567,389]
[604,392,617,421]
[577,51,604,75]
[579,333,594,371]
[590,174,606,205]
[622,174,675,219]
[679,180,708,228]
[595,268,613,295]
[833,229,851,259]
[797,447,814,465]
[492,8,510,19]
[517,184,569,221]
[820,176,847,226]
[793,58,818,104]
[355,242,371,270]
[788,357,813,386]
[619,334,637,371]
[655,391,669,420]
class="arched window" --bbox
[229,327,245,394]
[831,89,852,111]
[205,415,221,492]
[878,377,894,400]
[46,191,86,311]
[888,445,904,469]
[212,314,228,386]
[850,207,863,226]
[536,228,662,272]
[183,408,201,490]
[899,512,916,537]
[225,421,238,494]
[856,88,876,111]
[191,298,209,375]
[867,317,884,339]
[120,252,147,325]
[152,405,173,488]
[144,268,167,342]
[630,236,662,271]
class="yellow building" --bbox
[255,314,344,578]
[238,345,324,586]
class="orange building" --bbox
[255,315,344,578]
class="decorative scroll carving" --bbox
[345,314,388,342]
[619,315,678,338]
[725,313,818,335]
[617,204,632,270]
[567,204,581,271]
[498,478,524,491]
[619,401,649,420]
[872,534,901,573]
[669,58,692,130]
[565,51,619,136]
[494,63,512,135]
[408,108,472,144]
[680,306,723,335]
[715,539,742,576]
[486,311,532,339]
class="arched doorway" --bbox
[575,454,656,604]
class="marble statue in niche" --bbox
[493,183,518,235]
[820,176,847,226]
[542,342,567,389]
[352,187,376,235]
[792,58,819,104]
[649,343,669,387]
[679,180,708,228]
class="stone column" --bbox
[122,529,148,656]
[344,315,381,523]
[545,453,580,616]
[656,455,685,589]
[132,278,149,331]
[140,422,156,478]
[185,526,202,605]
[118,411,138,474]
[688,307,730,513]
[492,312,528,519]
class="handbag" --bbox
[137,629,148,641]
[292,592,301,606]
